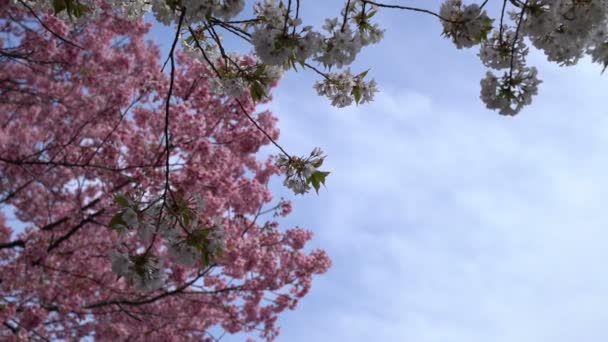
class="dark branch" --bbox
[46,209,104,253]
[234,99,291,158]
[509,0,528,79]
[0,240,26,249]
[84,268,215,309]
[16,0,84,50]
[40,179,131,232]
[361,0,455,23]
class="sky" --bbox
[151,1,608,341]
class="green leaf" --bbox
[250,81,266,102]
[254,64,266,76]
[108,211,127,230]
[306,171,330,194]
[186,229,210,250]
[184,35,195,45]
[57,0,89,20]
[52,0,67,14]
[165,0,176,10]
[64,0,75,19]
[181,208,195,227]
[311,157,325,168]
[288,57,298,71]
[357,69,370,79]
[72,2,89,18]
[359,22,369,33]
[202,252,210,268]
[113,194,130,208]
[352,87,362,104]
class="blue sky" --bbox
[156,1,608,341]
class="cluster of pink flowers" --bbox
[0,1,330,340]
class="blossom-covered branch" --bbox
[20,0,608,117]
[0,3,330,340]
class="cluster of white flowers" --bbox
[438,0,608,115]
[150,0,245,25]
[252,25,323,67]
[315,1,384,68]
[151,0,177,25]
[478,26,528,69]
[184,36,284,99]
[313,69,378,108]
[108,194,226,291]
[480,67,541,116]
[479,0,608,114]
[277,147,327,195]
[107,0,151,20]
[249,0,383,105]
[209,74,247,98]
[440,0,493,49]
[182,36,222,66]
[314,19,359,68]
[474,24,536,115]
[251,0,323,67]
[110,250,164,291]
[167,219,225,266]
[520,0,608,66]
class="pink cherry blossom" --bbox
[0,1,330,340]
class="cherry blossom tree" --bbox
[0,2,330,340]
[13,0,608,195]
[4,0,608,338]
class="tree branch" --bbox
[84,268,215,309]
[0,240,26,249]
[361,0,455,23]
[45,208,104,253]
[16,0,84,50]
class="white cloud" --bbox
[260,55,608,341]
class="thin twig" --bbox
[234,99,291,158]
[162,10,186,197]
[283,0,293,35]
[499,0,509,42]
[361,0,456,23]
[341,0,352,32]
[16,0,84,50]
[509,0,528,79]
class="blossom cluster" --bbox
[248,0,383,106]
[277,147,329,195]
[314,68,378,107]
[439,0,608,115]
[251,1,322,67]
[182,35,284,100]
[34,0,384,107]
[152,0,244,24]
[440,0,493,49]
[0,5,331,339]
[110,250,164,291]
[480,67,541,116]
[108,194,226,291]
